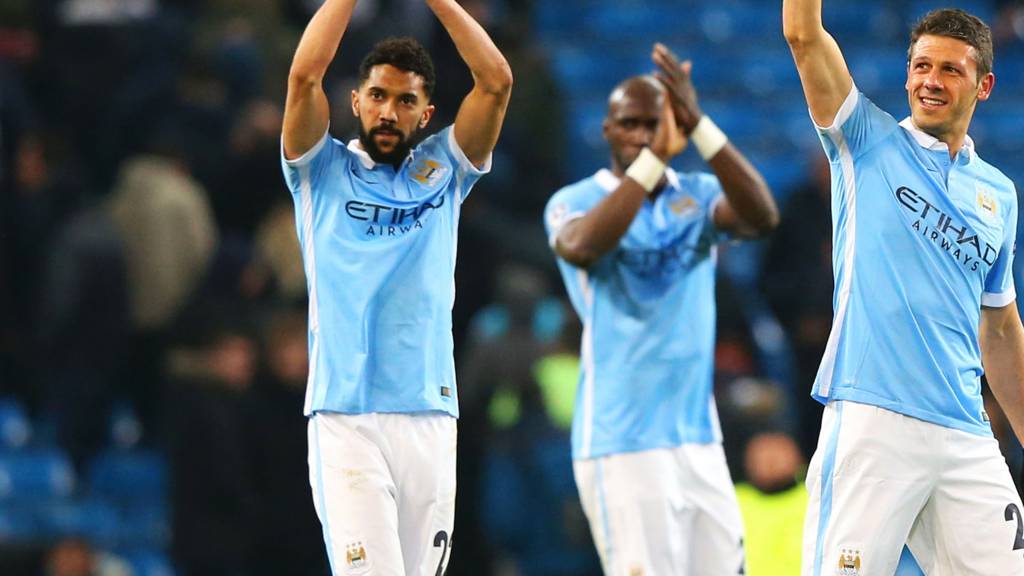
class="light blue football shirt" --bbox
[281,126,489,417]
[813,86,1017,436]
[545,168,726,460]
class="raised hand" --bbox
[650,89,688,161]
[652,43,703,133]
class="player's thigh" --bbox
[574,448,691,575]
[908,430,1024,575]
[680,443,745,576]
[801,401,933,576]
[308,413,404,576]
[387,413,457,576]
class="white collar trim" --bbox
[346,138,414,169]
[898,117,975,161]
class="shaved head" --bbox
[608,75,664,113]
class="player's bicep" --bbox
[453,85,511,169]
[283,76,331,160]
[787,30,854,128]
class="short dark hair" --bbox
[358,37,436,99]
[909,8,993,80]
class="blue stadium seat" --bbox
[118,502,170,548]
[847,49,910,94]
[0,398,31,449]
[87,449,166,503]
[585,2,699,41]
[122,548,176,576]
[35,498,122,546]
[0,449,75,501]
[550,46,647,94]
[697,4,781,45]
[0,504,40,541]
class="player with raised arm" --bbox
[784,2,1024,574]
[544,44,778,575]
[280,0,511,574]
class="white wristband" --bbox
[624,147,667,194]
[691,115,728,161]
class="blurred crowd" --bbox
[2,1,1024,575]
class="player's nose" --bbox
[378,100,399,121]
[923,69,944,90]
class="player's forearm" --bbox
[981,309,1024,445]
[707,144,778,236]
[289,0,358,84]
[556,182,649,268]
[426,0,512,95]
[783,0,826,45]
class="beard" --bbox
[358,124,415,166]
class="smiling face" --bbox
[905,34,994,145]
[351,64,435,165]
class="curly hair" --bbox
[909,9,993,80]
[358,37,436,98]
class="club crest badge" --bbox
[976,185,998,220]
[670,196,699,218]
[412,159,447,187]
[837,548,861,576]
[345,542,369,574]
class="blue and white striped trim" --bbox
[311,417,336,572]
[813,402,845,576]
[815,87,860,398]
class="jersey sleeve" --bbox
[815,85,900,162]
[690,171,729,241]
[544,184,598,250]
[427,126,492,204]
[280,128,346,195]
[982,186,1018,307]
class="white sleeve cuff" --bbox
[982,288,1016,308]
[548,212,585,249]
[282,128,330,167]
[447,128,492,175]
[813,83,859,134]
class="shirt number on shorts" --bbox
[433,530,450,576]
[1004,503,1024,553]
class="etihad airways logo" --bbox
[895,186,997,272]
[345,195,445,237]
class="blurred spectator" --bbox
[213,99,285,237]
[164,319,258,576]
[761,154,833,456]
[108,147,218,429]
[735,432,807,576]
[248,308,327,576]
[108,151,216,332]
[35,201,130,471]
[43,538,131,576]
[452,263,552,575]
[254,203,306,302]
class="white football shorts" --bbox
[803,400,1024,576]
[573,442,746,575]
[308,412,457,576]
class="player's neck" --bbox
[910,119,970,161]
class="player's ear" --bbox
[351,89,360,118]
[977,72,995,102]
[419,104,435,129]
[602,117,612,142]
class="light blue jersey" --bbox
[545,168,726,460]
[813,86,1017,436]
[281,126,489,417]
